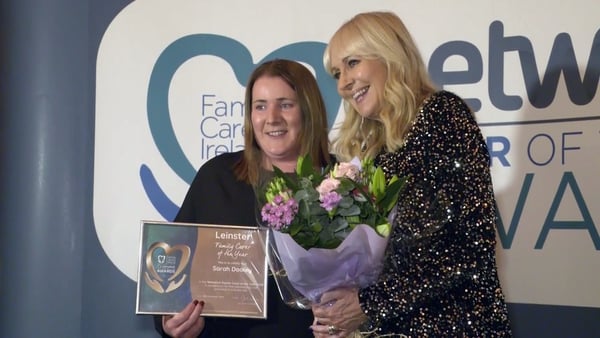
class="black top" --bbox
[154,151,314,338]
[365,91,512,336]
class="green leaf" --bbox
[336,178,354,194]
[380,175,407,212]
[310,222,323,233]
[338,196,354,208]
[297,155,315,177]
[273,165,299,191]
[344,215,360,224]
[339,204,360,216]
[370,167,386,201]
[330,217,348,232]
[294,231,318,249]
[375,223,391,237]
[288,222,302,236]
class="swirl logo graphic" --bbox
[140,34,341,221]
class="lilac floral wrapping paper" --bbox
[272,224,389,303]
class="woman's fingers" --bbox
[310,321,343,337]
[162,300,206,338]
[311,288,366,336]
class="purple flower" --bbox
[261,195,299,230]
[258,154,404,250]
[320,191,342,211]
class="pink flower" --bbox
[316,177,340,200]
[258,154,405,250]
[333,161,361,181]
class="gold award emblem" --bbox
[144,242,191,293]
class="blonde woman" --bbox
[311,12,512,337]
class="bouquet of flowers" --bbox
[258,155,405,305]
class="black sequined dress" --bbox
[362,91,512,337]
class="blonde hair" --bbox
[234,59,331,186]
[324,11,437,161]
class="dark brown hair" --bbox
[234,59,331,186]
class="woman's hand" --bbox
[162,300,206,338]
[310,288,367,337]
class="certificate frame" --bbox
[135,220,268,319]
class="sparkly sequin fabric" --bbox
[362,91,512,337]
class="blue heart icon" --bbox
[140,34,340,220]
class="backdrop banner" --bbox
[2,0,598,337]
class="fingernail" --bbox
[193,299,199,305]
[199,301,205,307]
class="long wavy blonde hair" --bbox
[324,11,437,161]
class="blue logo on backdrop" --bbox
[139,34,339,220]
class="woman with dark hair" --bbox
[155,59,331,338]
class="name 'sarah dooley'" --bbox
[212,265,253,273]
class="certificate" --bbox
[136,221,268,319]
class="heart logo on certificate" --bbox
[144,242,191,293]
